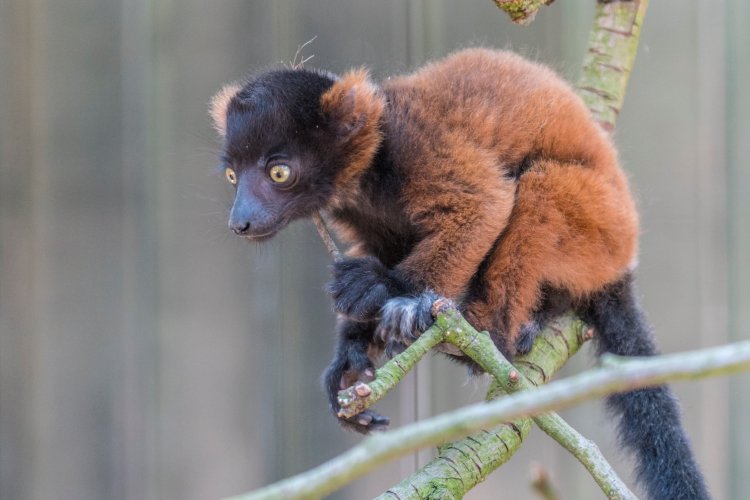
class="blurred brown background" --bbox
[1,1,749,499]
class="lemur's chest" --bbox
[330,198,418,268]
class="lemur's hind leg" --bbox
[515,286,573,354]
[442,286,572,375]
[462,159,638,356]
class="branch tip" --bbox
[580,328,596,342]
[354,382,372,397]
[431,297,456,317]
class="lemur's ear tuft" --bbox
[209,83,242,137]
[320,69,385,141]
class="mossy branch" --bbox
[492,0,556,25]
[577,0,650,131]
[380,310,635,500]
[337,306,631,498]
[462,323,635,499]
[231,306,581,500]
[377,313,592,499]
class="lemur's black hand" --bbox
[323,319,390,433]
[327,257,410,321]
[328,257,439,353]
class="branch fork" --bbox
[335,299,636,498]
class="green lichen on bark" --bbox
[377,419,533,499]
[492,0,555,25]
[337,309,624,499]
[577,0,650,131]
[337,325,445,419]
[453,316,635,499]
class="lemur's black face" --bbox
[219,69,337,240]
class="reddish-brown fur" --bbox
[318,48,638,353]
[320,68,385,204]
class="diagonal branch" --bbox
[577,0,650,131]
[337,321,446,419]
[231,307,582,500]
[336,304,632,497]
[382,309,635,499]
[453,317,635,499]
[377,313,589,499]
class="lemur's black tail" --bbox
[580,273,710,500]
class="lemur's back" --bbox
[384,48,618,174]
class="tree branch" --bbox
[228,337,750,500]
[383,309,635,499]
[376,313,589,499]
[311,212,342,261]
[533,413,634,499]
[337,304,632,497]
[577,0,650,131]
[492,0,556,25]
[337,320,446,419]
[460,324,635,499]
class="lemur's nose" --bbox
[230,221,251,235]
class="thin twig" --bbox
[290,36,318,69]
[337,325,445,418]
[534,413,634,499]
[311,211,342,261]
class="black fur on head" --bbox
[213,65,386,240]
[212,64,386,240]
[215,68,341,239]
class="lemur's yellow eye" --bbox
[225,167,237,185]
[269,164,291,184]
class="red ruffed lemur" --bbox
[210,48,708,499]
